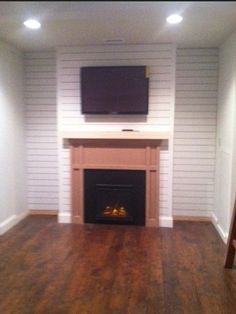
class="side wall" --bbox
[0,41,26,235]
[214,30,236,242]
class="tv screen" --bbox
[81,66,149,114]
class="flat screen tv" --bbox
[81,66,149,115]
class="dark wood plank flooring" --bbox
[0,216,236,314]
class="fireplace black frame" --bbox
[84,169,146,225]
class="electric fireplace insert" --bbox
[84,169,145,225]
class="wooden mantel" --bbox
[61,131,169,141]
[64,131,168,227]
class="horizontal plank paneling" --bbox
[24,51,58,212]
[173,48,218,217]
[24,46,218,221]
[58,44,175,220]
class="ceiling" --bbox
[1,1,236,51]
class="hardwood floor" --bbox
[0,216,236,314]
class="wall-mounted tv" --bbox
[81,66,149,115]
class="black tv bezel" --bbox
[80,65,149,115]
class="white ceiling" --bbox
[0,1,236,51]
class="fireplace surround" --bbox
[65,131,168,227]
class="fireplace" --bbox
[84,169,145,225]
[67,134,163,227]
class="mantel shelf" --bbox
[61,131,169,141]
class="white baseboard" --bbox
[0,210,29,236]
[211,212,228,244]
[58,212,71,223]
[159,215,173,228]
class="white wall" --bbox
[1,38,236,237]
[214,30,236,242]
[0,41,26,235]
[174,49,218,218]
[24,44,221,229]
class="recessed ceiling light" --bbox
[166,14,183,24]
[23,19,41,29]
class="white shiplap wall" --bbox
[57,44,176,223]
[24,47,219,222]
[24,52,58,211]
[174,49,218,217]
